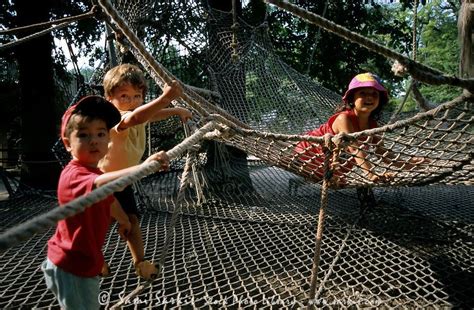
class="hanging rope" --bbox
[306,1,328,75]
[388,0,420,123]
[411,0,419,62]
[230,0,240,62]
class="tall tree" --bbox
[13,0,61,190]
[1,0,104,190]
[266,0,412,95]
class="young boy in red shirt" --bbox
[42,95,169,309]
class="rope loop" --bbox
[322,134,334,182]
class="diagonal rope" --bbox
[264,0,474,91]
[0,6,99,35]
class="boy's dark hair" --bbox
[61,95,121,142]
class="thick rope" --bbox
[264,0,474,91]
[0,121,218,251]
[308,134,333,306]
[223,94,471,143]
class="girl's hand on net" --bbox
[368,172,394,183]
[411,156,431,164]
[405,156,431,170]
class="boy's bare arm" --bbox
[94,165,144,188]
[119,80,183,130]
[94,151,170,187]
[149,107,192,123]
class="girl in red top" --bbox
[296,72,419,183]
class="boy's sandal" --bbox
[100,261,111,277]
[135,260,158,280]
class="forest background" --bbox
[0,0,462,189]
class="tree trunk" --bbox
[205,0,255,194]
[459,0,474,82]
[14,0,61,190]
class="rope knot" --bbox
[391,60,407,77]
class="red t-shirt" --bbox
[294,109,378,177]
[47,160,113,277]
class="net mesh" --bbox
[1,172,473,308]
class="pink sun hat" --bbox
[342,72,388,104]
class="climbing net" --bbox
[106,0,473,190]
[0,0,473,308]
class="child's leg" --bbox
[127,213,158,280]
[126,213,144,264]
[115,186,157,280]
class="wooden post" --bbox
[458,0,474,94]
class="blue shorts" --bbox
[42,259,101,310]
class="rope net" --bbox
[0,0,473,308]
[107,0,473,189]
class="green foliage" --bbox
[266,1,411,97]
[416,0,460,103]
[392,0,461,111]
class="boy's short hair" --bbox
[61,95,121,143]
[103,64,148,98]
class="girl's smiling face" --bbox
[352,87,380,114]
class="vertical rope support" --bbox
[154,150,195,281]
[231,0,240,62]
[184,124,205,205]
[389,0,419,123]
[412,0,419,62]
[156,125,198,268]
[308,134,333,307]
